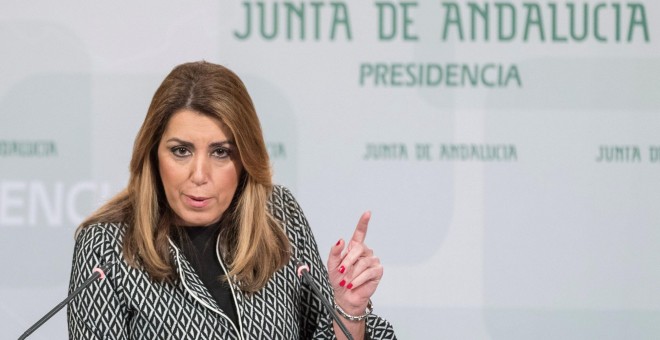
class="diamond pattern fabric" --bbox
[67,186,396,339]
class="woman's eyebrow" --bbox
[165,138,234,146]
[209,141,235,148]
[165,137,193,147]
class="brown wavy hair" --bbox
[78,61,291,292]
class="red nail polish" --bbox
[336,239,341,246]
[339,279,346,287]
[338,265,345,274]
[347,283,353,289]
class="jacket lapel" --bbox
[168,239,227,315]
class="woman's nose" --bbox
[190,155,209,185]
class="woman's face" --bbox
[157,109,242,226]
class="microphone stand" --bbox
[18,261,114,340]
[295,258,354,340]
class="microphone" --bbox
[294,257,354,340]
[17,261,114,340]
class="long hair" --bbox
[79,61,291,292]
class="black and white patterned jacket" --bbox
[67,186,396,339]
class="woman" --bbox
[68,61,396,339]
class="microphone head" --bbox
[293,257,310,278]
[99,260,114,272]
[93,261,115,280]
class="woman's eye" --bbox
[171,146,190,157]
[212,147,230,159]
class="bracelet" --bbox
[333,299,373,322]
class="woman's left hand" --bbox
[327,211,384,316]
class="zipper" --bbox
[215,234,246,340]
[168,239,245,340]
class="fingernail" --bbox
[347,283,353,289]
[338,265,345,274]
[339,279,346,287]
[336,239,341,246]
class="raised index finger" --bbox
[350,211,371,244]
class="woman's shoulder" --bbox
[71,223,129,273]
[269,185,311,233]
[269,185,304,214]
[75,222,128,248]
[270,184,293,200]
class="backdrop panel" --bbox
[1,1,659,339]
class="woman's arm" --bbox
[276,186,396,339]
[67,224,129,340]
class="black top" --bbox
[178,223,239,328]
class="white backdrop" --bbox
[1,1,659,339]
